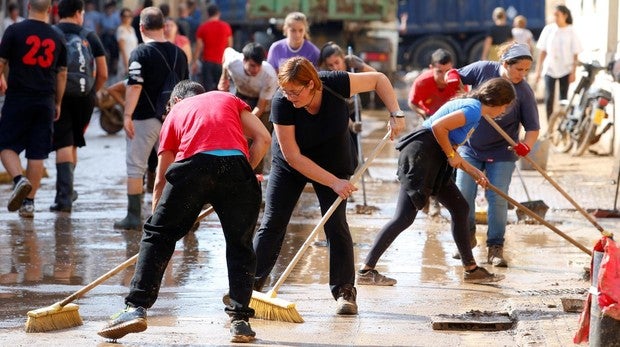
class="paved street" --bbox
[0,101,618,345]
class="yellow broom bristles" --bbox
[25,303,83,333]
[250,291,304,323]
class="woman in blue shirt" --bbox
[358,77,515,285]
[455,43,540,267]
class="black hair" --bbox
[242,43,266,64]
[57,0,84,19]
[431,49,453,65]
[207,4,219,17]
[556,5,573,25]
[318,41,345,67]
[165,80,205,116]
[468,77,515,107]
[159,3,170,18]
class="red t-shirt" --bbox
[408,69,461,116]
[195,19,232,63]
[159,91,251,162]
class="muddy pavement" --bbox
[0,100,618,345]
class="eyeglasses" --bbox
[281,85,306,97]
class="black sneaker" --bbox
[98,306,147,340]
[8,177,32,212]
[230,319,256,343]
[335,284,358,315]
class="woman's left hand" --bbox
[388,117,405,139]
[472,168,489,188]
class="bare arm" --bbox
[217,68,229,91]
[535,50,547,82]
[55,67,68,121]
[94,56,108,92]
[123,84,142,139]
[240,109,271,168]
[0,59,6,94]
[153,150,174,211]
[252,98,270,117]
[522,130,539,149]
[107,80,126,105]
[274,124,357,199]
[348,72,405,139]
[430,110,487,185]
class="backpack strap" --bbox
[143,43,179,115]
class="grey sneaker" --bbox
[335,284,358,315]
[98,306,147,340]
[488,245,508,267]
[463,266,505,284]
[230,319,256,343]
[452,232,478,260]
[8,177,32,212]
[18,200,34,218]
[356,269,397,286]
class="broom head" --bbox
[250,290,304,323]
[25,302,83,333]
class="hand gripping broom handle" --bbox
[269,130,392,295]
[461,165,592,256]
[481,114,611,237]
[58,206,216,307]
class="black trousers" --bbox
[126,153,261,319]
[253,160,354,300]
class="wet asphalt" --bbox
[0,92,619,345]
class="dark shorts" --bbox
[53,93,96,150]
[0,94,55,159]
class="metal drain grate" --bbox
[517,288,588,296]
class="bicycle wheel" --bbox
[547,110,573,153]
[573,112,597,156]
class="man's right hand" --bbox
[123,115,134,139]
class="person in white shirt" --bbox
[218,42,278,174]
[3,2,25,30]
[511,15,534,53]
[534,5,583,119]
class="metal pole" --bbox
[348,46,367,205]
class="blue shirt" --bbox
[458,61,540,162]
[422,98,481,146]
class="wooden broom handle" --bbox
[59,206,216,307]
[481,114,611,237]
[269,130,392,295]
[461,165,591,255]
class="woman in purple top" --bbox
[455,43,540,267]
[266,12,319,72]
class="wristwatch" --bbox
[390,110,405,118]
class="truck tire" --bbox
[404,36,459,70]
[467,40,485,65]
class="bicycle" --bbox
[546,59,615,156]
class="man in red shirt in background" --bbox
[408,48,462,217]
[192,4,232,91]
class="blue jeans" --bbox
[455,155,515,246]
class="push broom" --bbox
[250,129,393,323]
[24,206,215,333]
[460,165,592,255]
[481,114,613,238]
